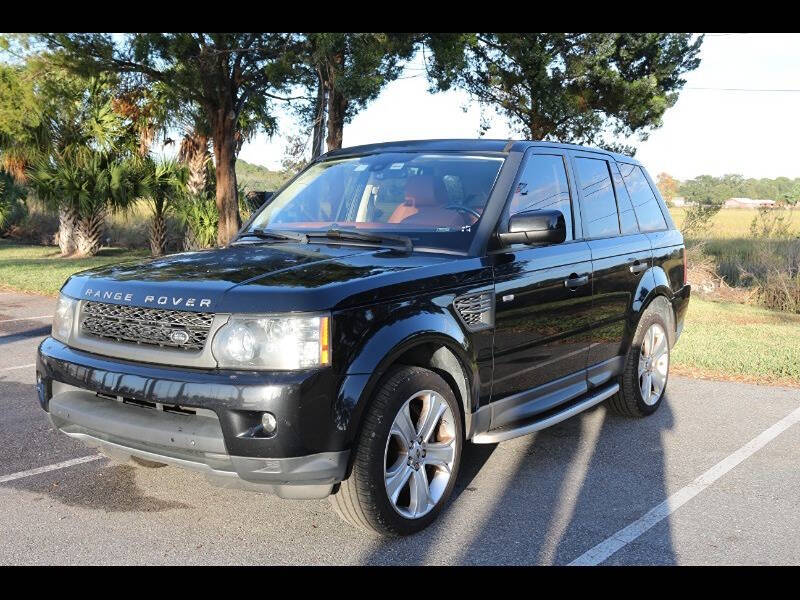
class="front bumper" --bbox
[36,337,349,499]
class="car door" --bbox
[618,162,684,290]
[489,148,594,429]
[570,152,653,387]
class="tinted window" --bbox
[619,164,667,232]
[509,154,573,241]
[610,162,640,235]
[575,157,620,238]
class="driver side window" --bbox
[509,154,573,241]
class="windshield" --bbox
[246,152,505,252]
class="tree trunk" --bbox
[325,88,348,151]
[149,212,166,257]
[183,227,202,252]
[211,109,241,247]
[74,207,106,257]
[311,69,327,159]
[179,132,210,199]
[57,205,78,256]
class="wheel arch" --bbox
[628,265,678,349]
[337,330,477,470]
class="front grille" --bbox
[453,292,494,331]
[80,301,215,352]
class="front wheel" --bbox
[329,366,463,536]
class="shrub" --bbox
[174,194,218,250]
[0,172,28,233]
[752,268,800,314]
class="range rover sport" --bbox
[35,139,690,536]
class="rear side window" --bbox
[619,164,667,232]
[509,154,573,241]
[610,162,640,235]
[574,157,620,239]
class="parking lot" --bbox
[1,288,799,565]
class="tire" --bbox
[329,366,463,536]
[609,299,673,418]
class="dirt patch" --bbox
[671,364,800,389]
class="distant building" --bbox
[671,196,688,207]
[723,198,776,209]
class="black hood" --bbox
[61,242,490,313]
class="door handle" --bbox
[564,274,589,289]
[629,261,648,274]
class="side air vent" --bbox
[453,291,494,332]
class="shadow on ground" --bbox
[357,395,677,565]
[7,462,193,514]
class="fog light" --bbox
[261,412,277,434]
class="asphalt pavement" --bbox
[1,289,799,565]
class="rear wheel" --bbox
[610,301,672,417]
[329,366,463,536]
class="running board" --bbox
[472,383,619,444]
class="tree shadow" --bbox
[7,462,193,513]
[357,393,676,565]
[0,375,191,514]
[0,324,51,346]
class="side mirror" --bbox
[497,209,566,247]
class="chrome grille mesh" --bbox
[453,292,494,331]
[80,301,214,351]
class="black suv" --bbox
[36,139,690,535]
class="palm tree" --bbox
[25,74,148,256]
[30,150,141,256]
[143,157,187,256]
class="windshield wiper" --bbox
[305,228,413,253]
[239,228,308,243]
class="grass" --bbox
[0,240,147,297]
[672,297,800,387]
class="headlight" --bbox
[52,294,77,343]
[211,314,331,370]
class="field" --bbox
[668,206,800,238]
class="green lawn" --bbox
[672,297,800,387]
[0,241,147,296]
[1,240,798,386]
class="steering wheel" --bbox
[444,204,481,221]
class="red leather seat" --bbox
[388,175,469,227]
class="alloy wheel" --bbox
[383,390,457,519]
[638,323,669,406]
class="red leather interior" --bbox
[388,175,469,227]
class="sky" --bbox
[237,33,800,181]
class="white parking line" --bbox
[0,315,52,323]
[569,404,800,566]
[0,455,105,484]
[0,363,36,372]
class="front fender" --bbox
[332,293,488,448]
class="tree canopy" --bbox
[41,33,302,245]
[678,174,800,206]
[424,33,703,153]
